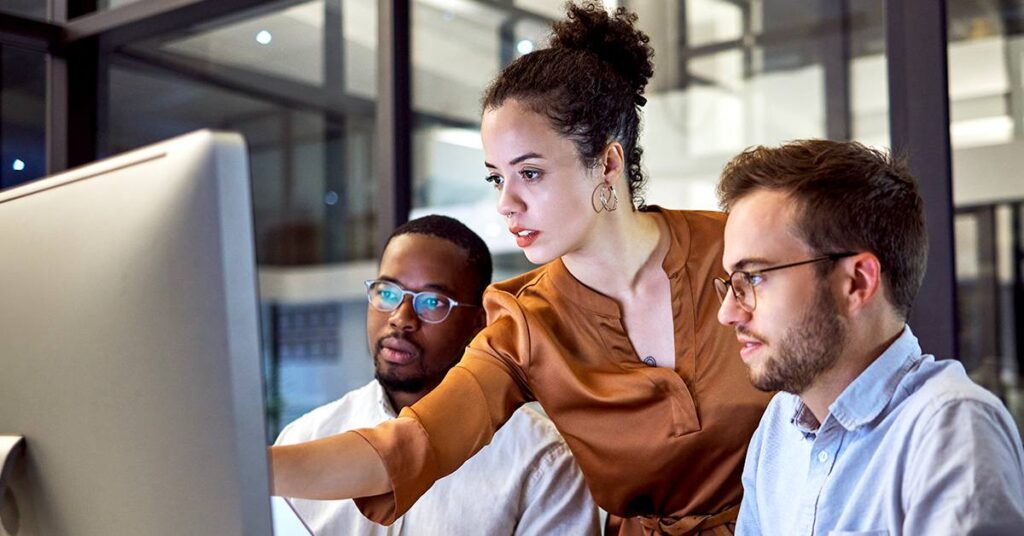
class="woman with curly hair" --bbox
[271,3,770,534]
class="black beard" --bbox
[372,334,428,394]
[752,285,847,394]
[374,367,428,394]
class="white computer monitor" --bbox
[0,130,273,535]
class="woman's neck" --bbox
[561,208,667,297]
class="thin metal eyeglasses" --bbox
[713,252,857,313]
[364,279,479,324]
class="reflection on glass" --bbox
[158,1,327,87]
[947,0,1024,427]
[1,46,46,189]
[99,0,144,9]
[0,0,48,20]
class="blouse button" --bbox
[642,356,657,367]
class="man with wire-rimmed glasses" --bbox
[275,214,597,535]
[714,140,1024,535]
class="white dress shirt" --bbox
[276,380,599,535]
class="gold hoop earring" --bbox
[591,183,618,213]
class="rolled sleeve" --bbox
[350,417,441,525]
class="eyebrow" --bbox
[377,275,456,296]
[729,257,773,273]
[484,152,544,169]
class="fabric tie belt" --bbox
[638,503,740,535]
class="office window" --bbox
[103,0,378,268]
[632,0,887,210]
[98,0,379,438]
[0,0,47,20]
[947,0,1024,426]
[410,0,549,280]
[0,46,46,189]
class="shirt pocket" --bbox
[645,369,701,437]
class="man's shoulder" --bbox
[896,357,1007,420]
[847,355,1022,464]
[275,381,383,445]
[485,405,572,463]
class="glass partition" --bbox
[1,46,46,189]
[947,0,1024,427]
[0,0,48,20]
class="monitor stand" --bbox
[0,436,23,499]
[0,435,24,534]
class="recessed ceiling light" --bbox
[256,30,273,45]
[516,39,534,55]
[12,159,25,172]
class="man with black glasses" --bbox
[715,140,1024,535]
[275,215,597,535]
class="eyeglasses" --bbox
[364,279,478,324]
[714,252,857,313]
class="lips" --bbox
[738,339,763,363]
[736,329,766,363]
[378,336,421,366]
[509,225,540,248]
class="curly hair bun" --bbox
[550,1,654,96]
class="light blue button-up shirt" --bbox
[736,326,1024,536]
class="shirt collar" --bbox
[790,400,821,436]
[825,325,922,431]
[371,380,399,418]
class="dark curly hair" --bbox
[482,1,654,209]
[385,215,493,303]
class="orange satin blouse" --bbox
[352,208,771,532]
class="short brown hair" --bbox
[717,140,927,320]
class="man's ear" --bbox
[473,306,487,333]
[460,307,487,351]
[838,252,884,315]
[598,141,626,185]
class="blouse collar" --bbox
[546,206,691,318]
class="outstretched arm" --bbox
[269,430,390,500]
[271,291,534,522]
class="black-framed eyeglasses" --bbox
[364,279,478,324]
[713,252,857,313]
